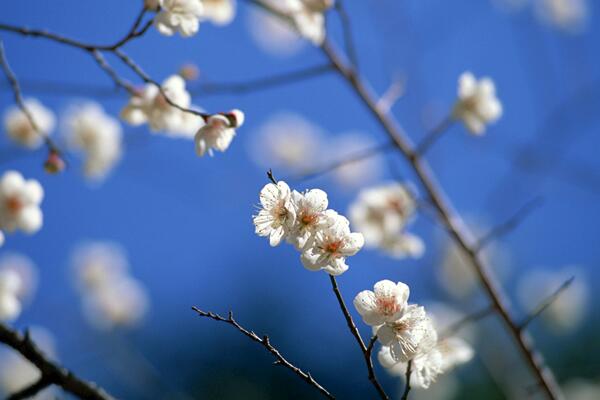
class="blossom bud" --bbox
[44,150,65,174]
[179,63,200,81]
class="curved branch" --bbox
[0,323,113,400]
[191,307,335,399]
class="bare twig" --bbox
[333,1,359,70]
[90,50,135,94]
[0,41,60,154]
[376,76,406,114]
[518,277,575,331]
[441,306,495,339]
[0,323,113,400]
[329,276,389,400]
[414,116,454,156]
[267,169,278,184]
[475,196,544,252]
[400,360,412,400]
[191,307,334,399]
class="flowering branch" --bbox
[191,307,335,399]
[0,323,113,400]
[328,275,389,400]
[518,276,575,331]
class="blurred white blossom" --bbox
[246,5,304,57]
[201,0,236,25]
[563,379,600,400]
[287,0,334,45]
[0,252,38,305]
[154,0,205,37]
[350,183,424,259]
[195,109,244,156]
[534,0,589,32]
[64,102,123,181]
[0,269,21,321]
[329,133,384,188]
[517,266,588,333]
[3,99,55,149]
[0,170,44,235]
[453,72,502,135]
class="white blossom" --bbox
[3,99,55,149]
[246,4,304,57]
[436,337,474,371]
[453,72,502,135]
[563,379,600,400]
[535,0,589,33]
[354,280,410,327]
[71,241,129,291]
[378,345,444,389]
[253,181,295,246]
[64,102,123,180]
[0,269,21,322]
[300,212,363,275]
[195,109,244,156]
[376,304,438,363]
[120,75,192,134]
[286,0,334,45]
[288,188,329,249]
[329,133,384,188]
[0,252,38,304]
[350,183,423,259]
[155,0,205,37]
[201,0,236,25]
[0,170,44,235]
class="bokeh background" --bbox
[1,0,599,398]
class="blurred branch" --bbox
[376,76,406,114]
[400,360,412,400]
[90,50,135,94]
[475,196,544,252]
[414,116,454,156]
[333,1,359,70]
[518,277,575,331]
[0,40,61,154]
[191,307,335,399]
[329,276,389,400]
[440,306,495,339]
[0,323,113,400]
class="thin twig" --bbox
[329,276,389,400]
[0,323,113,400]
[0,41,60,154]
[440,305,495,339]
[267,169,278,184]
[90,50,135,94]
[475,196,544,252]
[333,1,359,70]
[191,307,334,399]
[518,277,575,331]
[376,76,406,114]
[414,116,454,156]
[400,360,412,400]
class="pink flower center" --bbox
[376,297,400,316]
[325,241,341,254]
[6,196,22,214]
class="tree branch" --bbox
[440,305,495,339]
[414,116,454,156]
[0,323,113,400]
[400,360,412,400]
[191,307,334,399]
[518,276,575,331]
[7,377,52,400]
[329,276,389,400]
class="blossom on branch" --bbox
[452,72,502,135]
[155,0,205,37]
[0,170,44,236]
[195,109,244,156]
[287,0,334,45]
[64,102,123,181]
[3,98,55,149]
[353,280,410,326]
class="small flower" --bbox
[120,75,192,134]
[201,0,236,25]
[0,170,44,235]
[253,181,296,246]
[436,337,474,371]
[376,305,438,362]
[3,99,55,149]
[155,0,205,37]
[0,269,22,322]
[286,0,334,45]
[300,212,364,275]
[64,102,123,180]
[378,345,444,389]
[453,72,502,135]
[288,188,329,249]
[195,109,244,156]
[353,280,410,326]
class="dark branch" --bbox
[7,377,52,400]
[191,307,334,399]
[333,1,359,70]
[400,360,412,400]
[518,277,575,331]
[414,116,454,156]
[0,323,113,400]
[475,196,544,252]
[329,276,389,400]
[267,169,278,184]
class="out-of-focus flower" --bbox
[0,269,21,322]
[253,181,295,246]
[300,212,364,275]
[154,0,205,37]
[71,241,149,330]
[43,150,66,175]
[64,102,123,180]
[201,0,236,25]
[246,5,304,57]
[329,133,384,189]
[250,113,322,173]
[452,72,502,135]
[517,266,588,333]
[195,109,244,156]
[0,252,38,304]
[350,183,424,259]
[179,63,200,81]
[563,379,600,400]
[287,0,334,45]
[3,99,55,149]
[120,75,193,134]
[534,0,589,33]
[354,280,410,326]
[0,170,44,235]
[0,327,56,399]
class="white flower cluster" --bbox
[3,99,55,150]
[195,109,244,156]
[72,242,149,330]
[354,280,473,388]
[64,102,123,180]
[350,183,424,259]
[453,72,502,135]
[286,0,334,45]
[0,171,44,242]
[153,0,236,37]
[253,180,364,275]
